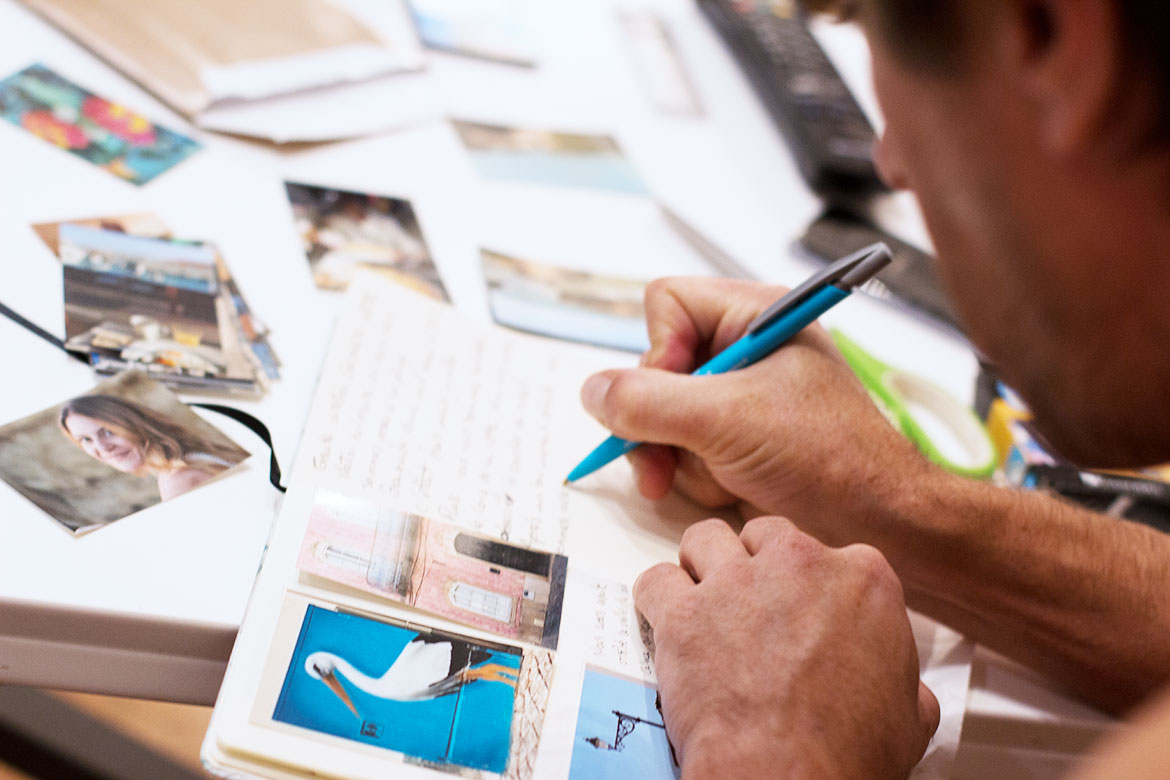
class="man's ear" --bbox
[1004,0,1123,156]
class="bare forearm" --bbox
[868,468,1170,714]
[1065,685,1170,779]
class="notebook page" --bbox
[206,271,704,775]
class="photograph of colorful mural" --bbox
[0,63,200,184]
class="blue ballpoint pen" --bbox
[564,242,892,484]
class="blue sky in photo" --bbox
[569,668,678,779]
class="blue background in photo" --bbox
[273,605,519,773]
[569,668,679,779]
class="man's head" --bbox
[805,0,1170,467]
[805,1,1170,117]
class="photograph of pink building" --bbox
[298,491,567,648]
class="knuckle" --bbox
[785,527,827,561]
[742,514,793,540]
[644,276,676,305]
[743,516,825,563]
[680,517,728,548]
[842,543,902,594]
[748,521,833,571]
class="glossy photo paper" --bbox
[0,371,248,533]
[298,491,568,649]
[285,181,447,298]
[0,63,200,184]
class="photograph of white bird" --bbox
[305,634,520,719]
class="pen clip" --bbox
[747,242,892,333]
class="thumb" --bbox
[580,368,726,453]
[918,681,941,743]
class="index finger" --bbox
[633,562,695,629]
[642,277,788,373]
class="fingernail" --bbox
[581,374,612,419]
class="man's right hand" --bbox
[580,276,943,548]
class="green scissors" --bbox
[831,329,996,480]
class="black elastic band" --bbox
[191,403,286,493]
[0,299,89,364]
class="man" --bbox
[579,0,1170,776]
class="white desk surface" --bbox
[0,0,1114,773]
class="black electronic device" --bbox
[698,0,885,197]
[797,207,961,333]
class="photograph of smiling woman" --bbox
[59,394,247,500]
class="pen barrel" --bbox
[564,435,639,483]
[694,285,849,375]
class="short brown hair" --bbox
[802,0,963,70]
[801,0,1170,136]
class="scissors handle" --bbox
[831,329,996,480]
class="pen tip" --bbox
[562,479,570,486]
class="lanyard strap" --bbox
[1,299,286,493]
[0,300,90,365]
[190,403,286,493]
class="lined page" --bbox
[305,275,598,552]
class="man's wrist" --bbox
[679,725,852,780]
[853,456,984,593]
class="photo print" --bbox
[481,249,650,353]
[0,371,249,534]
[32,212,170,255]
[284,181,447,298]
[0,63,200,184]
[407,0,536,66]
[298,491,568,649]
[569,667,679,779]
[38,213,279,382]
[56,222,273,392]
[451,120,649,194]
[269,599,555,777]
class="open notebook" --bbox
[201,271,972,780]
